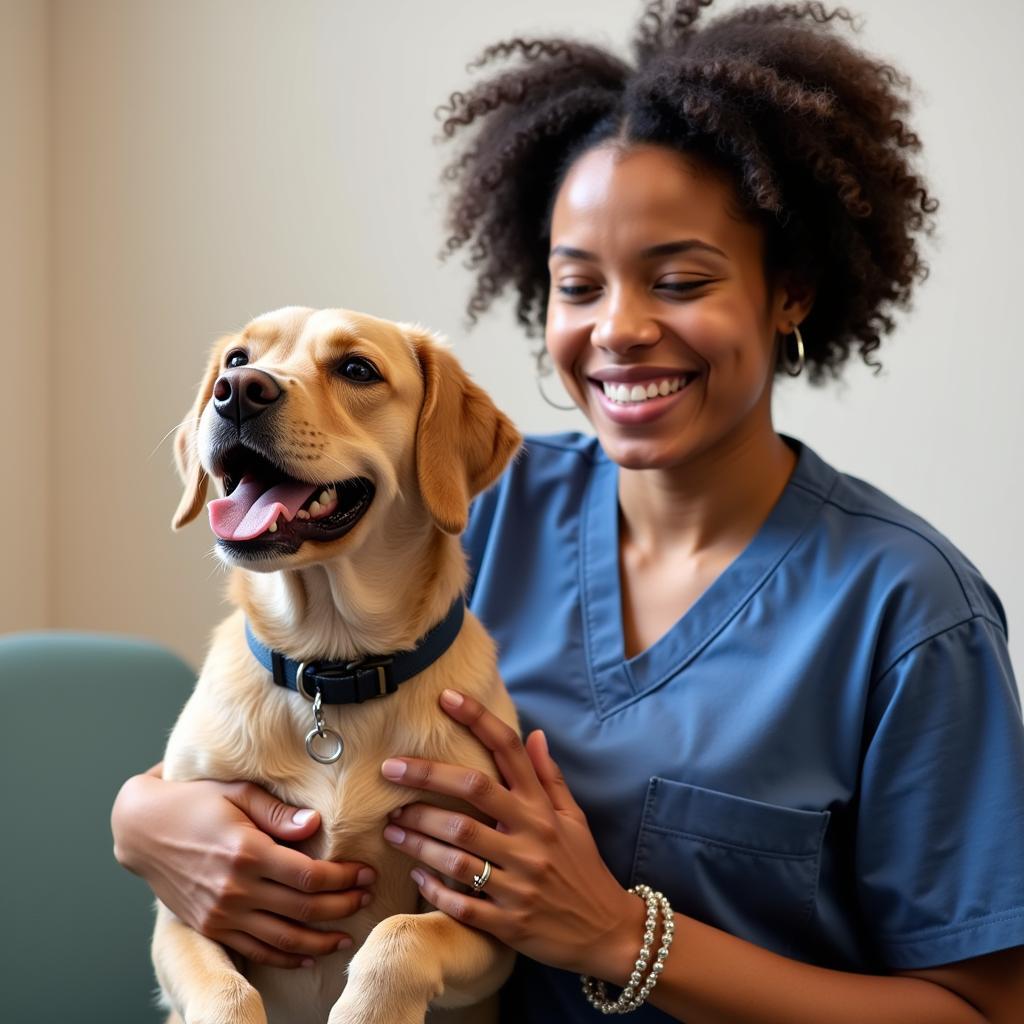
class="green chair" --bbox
[0,631,196,1024]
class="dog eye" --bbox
[336,357,383,384]
[225,350,249,368]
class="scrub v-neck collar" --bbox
[579,435,836,719]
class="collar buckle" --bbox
[295,656,394,703]
[345,656,393,699]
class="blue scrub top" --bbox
[461,432,1024,1023]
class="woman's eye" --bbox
[225,350,249,368]
[556,284,596,298]
[657,281,710,294]
[336,356,383,383]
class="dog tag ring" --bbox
[304,685,344,765]
[305,725,344,765]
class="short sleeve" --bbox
[857,616,1024,968]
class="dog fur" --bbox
[155,306,522,1024]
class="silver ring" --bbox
[295,661,317,702]
[471,859,492,893]
[305,726,344,765]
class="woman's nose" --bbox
[591,293,661,353]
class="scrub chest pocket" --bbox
[630,777,831,958]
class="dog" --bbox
[155,306,522,1024]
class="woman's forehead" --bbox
[550,144,752,255]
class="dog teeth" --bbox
[309,500,322,516]
[296,509,310,520]
[319,490,331,504]
[268,521,278,533]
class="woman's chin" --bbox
[593,429,697,472]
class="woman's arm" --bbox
[611,907,1022,1024]
[381,691,1023,1024]
[111,763,376,969]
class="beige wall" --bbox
[4,0,1022,684]
[1,0,50,631]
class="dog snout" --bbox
[213,368,283,428]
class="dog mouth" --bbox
[208,445,375,556]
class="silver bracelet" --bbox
[580,884,676,1014]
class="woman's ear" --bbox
[171,341,227,531]
[773,273,816,335]
[407,326,522,535]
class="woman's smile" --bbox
[588,370,701,425]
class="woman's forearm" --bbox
[594,911,985,1024]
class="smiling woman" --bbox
[110,3,1024,1023]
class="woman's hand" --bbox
[111,764,376,969]
[380,689,644,984]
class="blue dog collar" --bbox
[245,597,465,705]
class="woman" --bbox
[112,2,1024,1020]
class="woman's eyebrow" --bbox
[549,239,728,261]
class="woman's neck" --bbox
[617,421,797,559]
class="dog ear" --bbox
[171,341,225,531]
[408,327,522,535]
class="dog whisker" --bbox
[148,417,192,462]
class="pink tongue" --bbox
[208,474,320,541]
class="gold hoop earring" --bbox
[535,370,577,411]
[782,325,805,377]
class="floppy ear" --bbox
[408,327,522,535]
[171,341,225,531]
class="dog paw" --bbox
[184,974,267,1024]
[326,1006,426,1024]
[327,989,428,1024]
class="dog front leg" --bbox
[153,901,268,1024]
[327,910,513,1024]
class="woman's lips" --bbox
[588,374,699,424]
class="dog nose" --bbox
[213,368,282,427]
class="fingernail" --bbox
[336,936,353,951]
[356,867,376,886]
[411,869,425,886]
[301,957,316,968]
[537,730,549,757]
[383,824,406,844]
[360,892,371,907]
[381,759,407,780]
[292,808,316,826]
[441,688,463,708]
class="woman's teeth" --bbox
[601,376,690,404]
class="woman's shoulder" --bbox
[485,429,604,503]
[793,439,1008,654]
[461,432,600,591]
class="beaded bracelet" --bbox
[580,884,676,1014]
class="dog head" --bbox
[172,306,521,570]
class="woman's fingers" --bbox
[222,780,323,842]
[261,845,376,895]
[410,867,507,939]
[438,689,548,800]
[387,803,511,865]
[381,755,519,823]
[215,927,346,971]
[238,910,354,959]
[383,819,505,894]
[524,729,584,816]
[216,930,311,970]
[252,877,372,925]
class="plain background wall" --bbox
[1,0,49,631]
[4,0,1021,685]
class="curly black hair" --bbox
[434,0,939,382]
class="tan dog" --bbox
[156,306,522,1024]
